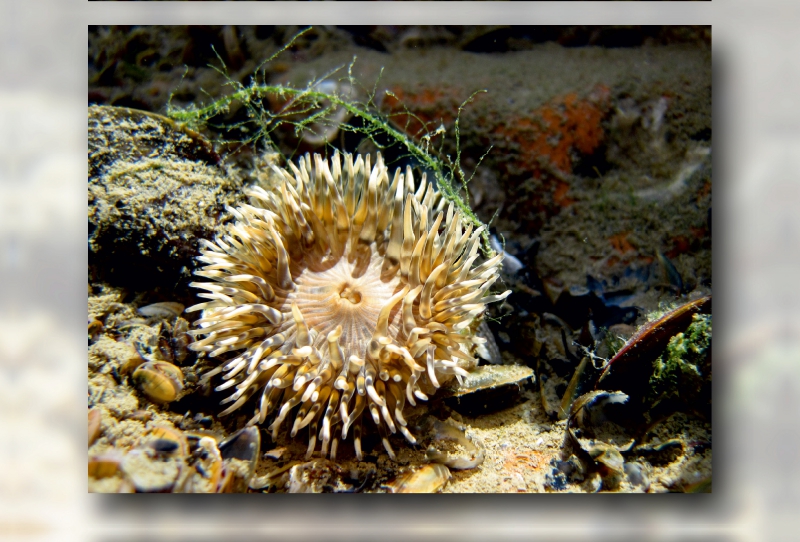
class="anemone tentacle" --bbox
[189,152,509,460]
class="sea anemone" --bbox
[188,152,509,460]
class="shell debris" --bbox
[386,463,451,493]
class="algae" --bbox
[165,28,494,254]
[88,26,712,493]
[647,313,712,418]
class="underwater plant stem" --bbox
[169,83,492,255]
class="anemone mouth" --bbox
[289,252,403,362]
[188,152,510,461]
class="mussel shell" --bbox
[595,295,711,392]
[593,295,711,427]
[442,365,534,416]
[132,361,184,403]
[286,460,342,493]
[137,302,185,319]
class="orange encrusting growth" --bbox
[382,84,610,216]
[382,86,460,139]
[609,231,636,255]
[492,85,610,177]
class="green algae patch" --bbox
[647,313,712,421]
[165,29,494,255]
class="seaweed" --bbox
[647,312,712,419]
[165,28,494,255]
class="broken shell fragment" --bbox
[88,408,102,446]
[181,436,229,493]
[567,390,634,454]
[623,461,651,492]
[249,462,294,491]
[132,361,184,403]
[137,301,185,319]
[286,460,343,493]
[121,449,183,493]
[143,425,189,458]
[557,356,601,421]
[632,438,683,465]
[546,455,586,491]
[88,454,123,479]
[386,463,451,493]
[218,426,261,492]
[264,447,289,461]
[171,317,191,363]
[88,319,103,339]
[565,390,635,488]
[586,442,625,476]
[425,419,485,470]
[571,390,630,430]
[88,453,136,493]
[474,320,503,365]
[447,365,535,398]
[219,426,260,464]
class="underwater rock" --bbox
[88,105,244,291]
